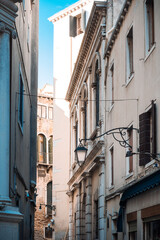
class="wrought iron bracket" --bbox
[79,127,139,149]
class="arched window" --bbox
[47,181,52,215]
[48,136,53,164]
[95,61,99,126]
[37,134,46,163]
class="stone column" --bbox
[67,191,74,240]
[80,179,86,240]
[85,173,92,240]
[0,0,17,205]
[0,2,23,240]
[76,184,81,240]
[98,158,105,240]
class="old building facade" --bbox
[34,84,54,240]
[0,0,39,239]
[66,0,160,239]
[49,1,96,239]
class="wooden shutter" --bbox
[47,181,52,215]
[43,136,46,163]
[37,135,40,162]
[48,136,53,164]
[139,112,150,166]
[69,15,77,37]
[151,101,156,158]
[81,9,86,32]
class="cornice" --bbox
[104,0,132,58]
[0,0,20,37]
[48,0,93,23]
[65,1,107,101]
[0,0,19,13]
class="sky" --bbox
[38,0,78,89]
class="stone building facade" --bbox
[0,0,39,239]
[48,1,95,239]
[66,0,160,239]
[34,84,54,240]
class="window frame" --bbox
[109,62,114,110]
[48,106,53,120]
[144,0,155,56]
[109,145,114,188]
[18,66,24,133]
[37,104,47,119]
[126,25,134,84]
[126,126,133,176]
[139,101,156,166]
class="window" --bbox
[48,107,53,120]
[126,26,134,82]
[95,61,99,126]
[45,226,52,238]
[109,63,114,108]
[144,219,160,240]
[48,136,53,164]
[144,0,155,54]
[69,11,86,37]
[22,0,25,9]
[18,70,24,131]
[109,146,114,187]
[37,134,47,163]
[126,127,133,175]
[128,221,137,240]
[47,181,52,216]
[37,105,47,118]
[139,101,156,166]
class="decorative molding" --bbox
[66,2,107,101]
[66,190,73,197]
[88,66,92,75]
[104,0,132,58]
[0,0,18,13]
[0,22,17,38]
[0,0,19,38]
[91,82,97,89]
[48,0,93,23]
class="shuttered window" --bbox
[144,0,155,54]
[69,11,86,37]
[139,102,156,166]
[37,134,47,163]
[47,181,52,216]
[48,136,53,164]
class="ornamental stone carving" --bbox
[0,21,17,39]
[0,0,19,38]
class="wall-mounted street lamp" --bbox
[126,150,160,162]
[39,203,56,211]
[75,127,139,166]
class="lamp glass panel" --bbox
[77,150,86,162]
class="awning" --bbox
[117,170,160,232]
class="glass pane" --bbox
[37,105,41,117]
[48,107,53,120]
[41,106,46,118]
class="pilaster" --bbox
[67,191,74,240]
[85,173,92,240]
[0,0,18,205]
[98,157,105,240]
